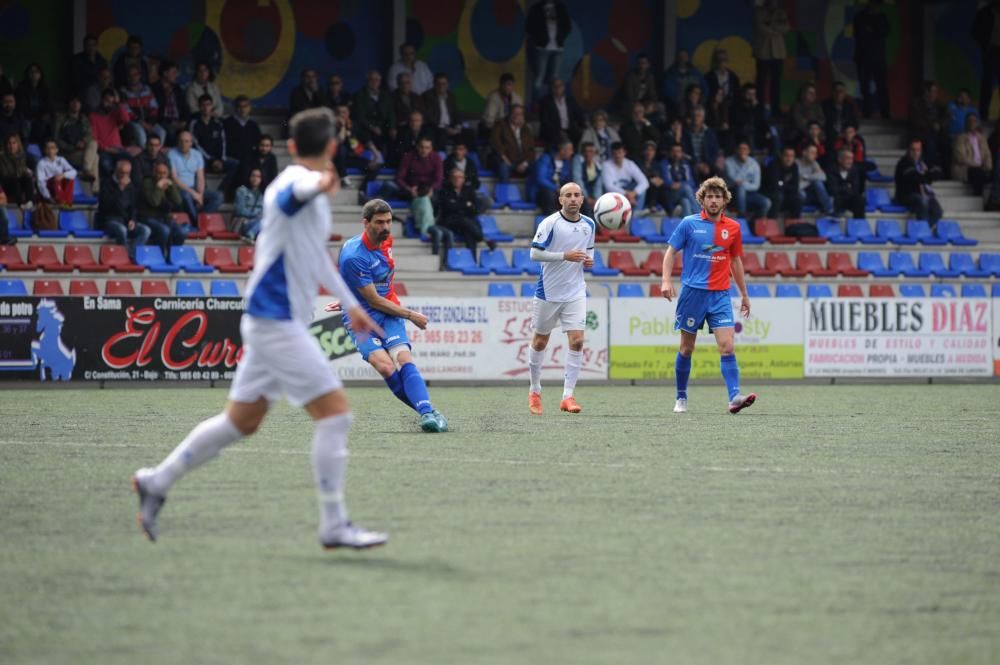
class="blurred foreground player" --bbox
[132,108,389,550]
[660,176,757,414]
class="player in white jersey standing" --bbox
[131,108,389,550]
[527,182,595,415]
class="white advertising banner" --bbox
[804,298,994,377]
[313,297,610,381]
[994,297,1000,377]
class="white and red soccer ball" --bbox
[593,192,632,231]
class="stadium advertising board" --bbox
[608,298,805,380]
[805,298,994,377]
[994,298,1000,376]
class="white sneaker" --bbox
[321,522,389,550]
[673,398,688,413]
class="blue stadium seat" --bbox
[930,284,957,298]
[617,283,645,297]
[35,210,71,237]
[533,215,547,232]
[866,164,894,183]
[848,218,881,244]
[210,280,240,297]
[747,283,770,297]
[58,210,103,238]
[511,248,541,275]
[874,219,916,245]
[487,282,516,297]
[587,250,620,276]
[728,284,740,297]
[935,220,977,246]
[898,284,926,297]
[737,218,765,244]
[817,217,851,243]
[630,217,670,243]
[72,178,97,205]
[135,246,179,273]
[807,284,833,298]
[857,252,896,277]
[6,209,31,238]
[869,187,907,213]
[170,246,215,273]
[176,280,206,296]
[467,152,493,177]
[446,248,490,275]
[888,252,930,277]
[0,279,28,295]
[25,143,42,160]
[992,283,1000,297]
[775,284,802,298]
[494,183,535,211]
[520,281,536,297]
[661,217,681,239]
[950,254,991,277]
[918,252,961,277]
[980,253,1000,276]
[479,249,522,275]
[961,283,987,297]
[907,220,947,246]
[365,180,407,208]
[478,215,514,242]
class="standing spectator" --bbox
[571,141,604,217]
[481,73,522,139]
[908,81,950,170]
[391,109,435,167]
[189,94,233,174]
[854,0,890,119]
[72,34,107,97]
[437,168,490,258]
[353,70,395,154]
[134,133,168,182]
[168,130,222,223]
[90,88,133,176]
[0,134,35,209]
[705,86,732,152]
[725,141,770,221]
[528,139,573,213]
[622,53,663,120]
[706,49,741,103]
[578,110,620,163]
[539,78,585,148]
[790,83,825,142]
[444,140,492,212]
[952,113,992,196]
[490,104,535,182]
[831,123,866,164]
[392,137,442,236]
[822,81,859,144]
[797,121,828,166]
[223,95,262,166]
[620,101,661,161]
[138,161,187,255]
[325,74,352,110]
[333,104,382,184]
[637,140,668,213]
[120,64,164,148]
[390,73,423,131]
[95,158,150,259]
[972,0,1000,120]
[152,61,187,145]
[421,73,470,150]
[682,106,722,181]
[662,142,699,217]
[663,49,705,109]
[797,144,834,214]
[185,61,224,118]
[947,89,978,136]
[84,67,114,114]
[35,140,77,207]
[826,148,868,219]
[0,92,29,144]
[55,96,98,187]
[113,35,149,88]
[763,146,801,219]
[894,139,943,225]
[16,63,54,145]
[602,141,649,211]
[238,134,278,190]
[526,0,571,100]
[729,83,769,151]
[233,167,264,242]
[288,68,327,117]
[753,0,789,114]
[0,184,14,244]
[387,43,433,95]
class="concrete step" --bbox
[863,133,903,151]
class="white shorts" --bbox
[532,297,587,335]
[228,316,342,408]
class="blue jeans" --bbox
[666,184,699,216]
[531,47,563,100]
[128,122,166,149]
[731,185,771,220]
[242,216,263,239]
[178,188,223,224]
[142,218,190,254]
[104,218,151,260]
[801,182,834,214]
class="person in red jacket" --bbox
[90,88,134,179]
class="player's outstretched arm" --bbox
[731,256,751,318]
[660,246,678,300]
[356,284,430,330]
[530,247,572,263]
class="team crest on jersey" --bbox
[721,229,729,240]
[687,317,695,327]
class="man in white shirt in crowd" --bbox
[601,141,649,211]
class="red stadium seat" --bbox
[237,246,255,270]
[869,284,895,297]
[672,253,683,276]
[642,249,664,276]
[69,279,100,295]
[33,279,64,295]
[105,279,136,295]
[827,252,869,277]
[204,247,249,273]
[764,252,807,277]
[173,212,206,239]
[741,251,776,277]
[608,250,647,276]
[141,280,171,296]
[100,245,144,273]
[394,281,408,296]
[649,283,663,297]
[0,244,36,270]
[597,227,641,243]
[796,252,838,277]
[198,213,239,240]
[27,245,73,273]
[65,245,110,272]
[837,284,864,297]
[756,218,795,244]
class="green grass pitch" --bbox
[1,384,999,665]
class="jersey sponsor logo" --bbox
[701,243,725,254]
[693,228,709,235]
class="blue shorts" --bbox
[674,286,734,334]
[345,315,411,361]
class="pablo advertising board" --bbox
[804,298,994,377]
[608,298,804,380]
[318,297,610,381]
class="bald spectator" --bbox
[387,43,433,95]
[168,129,222,223]
[95,159,150,260]
[894,139,943,225]
[490,104,535,182]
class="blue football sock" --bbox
[675,352,691,400]
[720,354,740,401]
[383,370,415,410]
[399,362,433,415]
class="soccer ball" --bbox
[593,192,632,231]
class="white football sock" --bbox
[312,412,353,535]
[563,350,583,399]
[147,413,243,495]
[528,348,545,393]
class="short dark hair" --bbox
[101,88,116,99]
[580,141,595,150]
[160,60,178,73]
[289,107,335,157]
[84,33,97,43]
[234,95,249,106]
[146,133,161,143]
[259,134,273,144]
[362,198,392,221]
[500,73,514,85]
[198,94,214,105]
[127,35,143,46]
[611,141,625,152]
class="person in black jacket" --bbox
[152,61,188,146]
[853,0,890,118]
[729,82,770,151]
[526,0,571,100]
[763,146,801,219]
[894,139,943,225]
[95,159,150,259]
[238,134,278,190]
[538,78,585,148]
[443,140,493,211]
[826,148,868,219]
[288,68,328,118]
[436,168,492,258]
[72,34,107,98]
[391,109,435,168]
[973,0,1000,120]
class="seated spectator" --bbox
[120,64,164,148]
[908,81,949,170]
[831,123,866,164]
[682,106,722,181]
[443,140,492,211]
[706,48,741,103]
[0,184,13,244]
[138,160,187,255]
[826,147,868,219]
[894,139,943,225]
[72,34,107,98]
[16,63,54,145]
[388,43,433,95]
[763,146,801,219]
[725,140,770,221]
[621,53,664,121]
[421,72,472,149]
[238,133,278,190]
[602,141,649,211]
[637,140,668,213]
[390,72,423,131]
[490,104,535,182]
[151,60,187,145]
[436,168,490,258]
[0,66,11,98]
[705,86,732,152]
[952,113,992,196]
[95,159,150,259]
[384,136,441,234]
[135,133,168,182]
[578,110,620,163]
[54,96,98,187]
[325,74,351,110]
[680,83,703,122]
[35,140,77,207]
[662,142,699,217]
[289,68,327,118]
[0,92,29,146]
[113,35,149,88]
[352,70,395,153]
[729,82,769,152]
[232,168,264,241]
[797,144,834,214]
[798,121,828,166]
[663,49,705,108]
[660,117,685,150]
[223,95,262,168]
[0,134,36,209]
[481,73,522,140]
[571,140,604,217]
[790,82,825,142]
[539,78,585,148]
[947,89,977,136]
[186,61,224,118]
[84,67,114,115]
[190,94,235,175]
[821,81,859,144]
[169,130,222,223]
[529,139,574,213]
[146,56,161,87]
[333,105,382,184]
[391,109,435,167]
[620,101,661,161]
[90,88,134,176]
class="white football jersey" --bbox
[531,212,595,302]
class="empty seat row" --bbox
[817,218,975,246]
[483,282,1000,299]
[0,244,256,274]
[0,279,244,297]
[742,251,999,278]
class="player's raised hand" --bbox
[406,310,429,330]
[324,300,342,313]
[660,281,676,301]
[563,249,588,263]
[344,306,383,341]
[740,296,751,318]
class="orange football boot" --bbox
[559,396,582,413]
